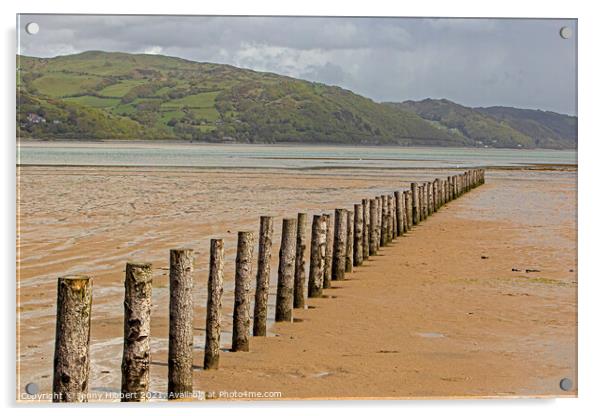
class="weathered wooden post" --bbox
[416,185,423,222]
[308,215,327,298]
[293,213,307,309]
[400,191,406,232]
[204,240,224,370]
[411,183,418,225]
[362,198,369,260]
[445,178,450,203]
[276,218,296,322]
[353,203,363,266]
[322,213,333,289]
[168,248,194,399]
[376,197,382,246]
[345,209,354,273]
[369,199,378,255]
[394,191,403,236]
[389,195,395,240]
[388,194,395,241]
[422,184,428,219]
[121,263,152,401]
[453,175,457,198]
[380,195,387,246]
[53,276,92,403]
[453,176,458,199]
[332,208,347,280]
[382,195,388,244]
[232,231,255,351]
[253,216,273,337]
[420,184,425,221]
[433,179,439,212]
[427,182,433,216]
[399,191,406,234]
[404,191,412,231]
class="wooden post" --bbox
[353,203,363,266]
[432,180,437,211]
[422,184,428,219]
[404,191,412,231]
[374,197,379,247]
[410,182,419,225]
[253,216,273,337]
[53,276,92,403]
[394,191,403,236]
[419,185,423,219]
[445,176,451,202]
[168,248,194,399]
[380,195,387,246]
[388,195,395,241]
[332,209,347,280]
[308,215,327,298]
[322,213,333,289]
[232,231,255,351]
[444,178,450,203]
[121,263,152,402]
[385,195,393,244]
[345,209,354,273]
[204,240,224,370]
[424,182,433,217]
[362,198,369,260]
[293,213,307,309]
[398,191,405,234]
[369,199,378,255]
[416,185,421,222]
[276,218,296,322]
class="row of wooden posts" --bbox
[51,169,485,402]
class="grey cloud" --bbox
[17,15,576,115]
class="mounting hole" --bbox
[25,382,39,395]
[559,26,572,39]
[559,377,573,391]
[25,22,40,35]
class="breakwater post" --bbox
[168,248,194,399]
[204,240,224,369]
[276,219,296,322]
[52,276,93,403]
[253,216,273,336]
[232,232,255,351]
[121,263,152,401]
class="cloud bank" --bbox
[18,15,577,115]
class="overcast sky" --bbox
[18,15,577,115]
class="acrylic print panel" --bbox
[16,14,577,402]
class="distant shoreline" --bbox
[16,163,577,172]
[16,139,577,152]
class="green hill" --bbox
[392,99,576,149]
[16,51,465,145]
[475,106,577,149]
[17,51,576,148]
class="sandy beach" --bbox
[16,164,577,400]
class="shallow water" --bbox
[17,142,577,169]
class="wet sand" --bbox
[16,166,577,400]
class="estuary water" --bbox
[17,141,577,169]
